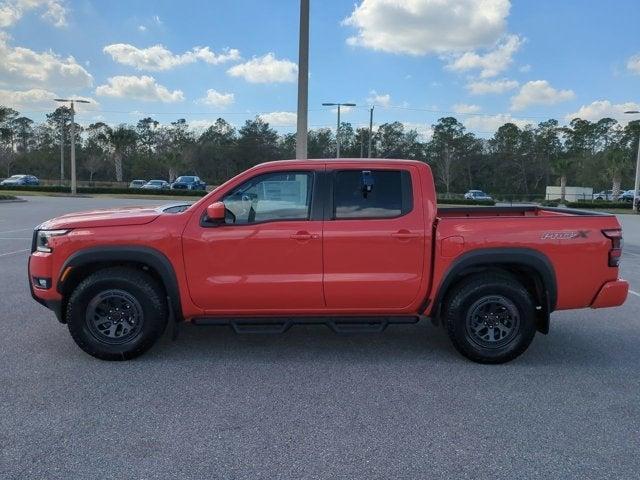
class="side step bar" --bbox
[191,316,420,334]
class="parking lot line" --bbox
[0,248,29,257]
[0,228,32,234]
[629,290,640,298]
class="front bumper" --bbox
[590,279,629,309]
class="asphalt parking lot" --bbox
[1,196,639,479]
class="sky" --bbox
[1,0,639,138]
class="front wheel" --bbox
[443,274,537,364]
[66,267,168,360]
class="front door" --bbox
[182,170,324,313]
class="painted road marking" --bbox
[629,290,640,298]
[0,228,32,234]
[0,248,29,258]
[0,237,31,240]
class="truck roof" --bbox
[255,158,428,169]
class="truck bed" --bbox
[437,205,612,218]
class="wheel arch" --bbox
[431,248,557,334]
[57,246,183,324]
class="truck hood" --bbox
[38,204,187,230]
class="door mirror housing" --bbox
[206,201,226,222]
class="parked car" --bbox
[171,176,206,191]
[464,189,492,201]
[593,190,622,201]
[619,190,638,202]
[29,159,628,364]
[141,180,169,190]
[129,179,147,189]
[0,174,39,186]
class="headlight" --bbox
[36,229,69,253]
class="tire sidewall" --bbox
[67,274,166,360]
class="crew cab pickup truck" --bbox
[28,159,629,363]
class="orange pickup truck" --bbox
[29,159,628,363]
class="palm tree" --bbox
[550,157,573,201]
[604,147,631,199]
[105,125,137,182]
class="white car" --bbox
[141,180,170,190]
[464,190,492,201]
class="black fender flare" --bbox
[431,247,557,332]
[57,246,183,321]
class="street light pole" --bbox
[59,116,64,185]
[295,0,309,160]
[322,102,356,158]
[368,105,374,158]
[624,110,640,213]
[55,98,90,195]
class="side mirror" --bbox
[206,201,226,222]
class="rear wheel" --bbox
[66,267,168,360]
[443,273,537,364]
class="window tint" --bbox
[333,170,412,219]
[223,172,312,224]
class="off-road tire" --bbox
[66,267,168,360]
[443,273,537,364]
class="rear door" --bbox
[322,166,426,309]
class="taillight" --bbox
[603,229,623,267]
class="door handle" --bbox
[290,231,319,241]
[391,230,420,239]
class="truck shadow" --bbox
[148,319,624,368]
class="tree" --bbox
[550,157,574,201]
[603,147,631,198]
[105,125,137,182]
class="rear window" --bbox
[333,169,412,219]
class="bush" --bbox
[0,194,17,200]
[539,200,559,207]
[565,200,632,209]
[437,198,496,206]
[0,185,208,197]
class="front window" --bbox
[176,176,195,183]
[223,171,312,224]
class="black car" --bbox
[171,175,206,191]
[0,174,39,186]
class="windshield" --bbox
[176,176,195,182]
[149,180,164,185]
[8,175,24,179]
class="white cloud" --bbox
[402,122,433,140]
[196,89,234,108]
[464,113,530,133]
[258,111,297,126]
[510,80,574,111]
[367,90,391,107]
[445,34,522,78]
[95,75,184,102]
[0,0,67,28]
[227,53,297,83]
[137,25,146,32]
[565,100,640,124]
[0,88,97,110]
[103,44,240,71]
[0,34,93,89]
[519,64,531,73]
[343,0,511,55]
[331,105,354,114]
[466,78,518,95]
[452,103,481,114]
[627,54,640,75]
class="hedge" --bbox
[0,194,17,200]
[0,185,208,197]
[565,201,632,209]
[437,198,496,206]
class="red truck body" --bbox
[28,159,628,362]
